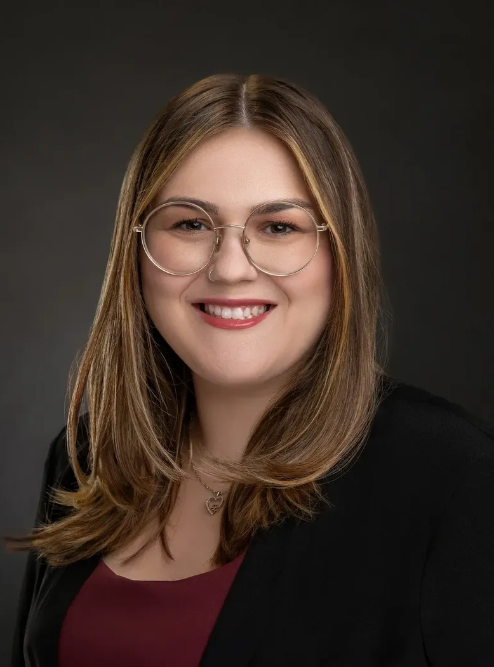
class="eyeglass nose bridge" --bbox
[212,223,251,254]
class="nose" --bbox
[208,224,258,283]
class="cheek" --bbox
[139,254,189,329]
[287,245,333,315]
[268,246,333,362]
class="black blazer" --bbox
[11,378,494,666]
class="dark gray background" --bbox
[1,0,493,659]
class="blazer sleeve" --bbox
[420,435,494,666]
[10,426,67,667]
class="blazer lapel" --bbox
[199,516,297,667]
[36,553,102,667]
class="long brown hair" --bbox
[5,73,390,567]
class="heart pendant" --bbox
[206,493,224,515]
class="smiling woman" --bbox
[5,74,494,667]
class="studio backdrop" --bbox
[1,1,493,662]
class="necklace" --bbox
[188,416,227,516]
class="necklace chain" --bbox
[190,459,223,496]
[188,414,227,514]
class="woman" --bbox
[6,73,494,667]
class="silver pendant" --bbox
[206,491,224,515]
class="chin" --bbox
[191,360,283,390]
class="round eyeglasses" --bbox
[133,199,330,277]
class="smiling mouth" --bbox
[196,303,274,320]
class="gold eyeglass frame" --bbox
[132,199,330,277]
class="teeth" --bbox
[204,304,270,319]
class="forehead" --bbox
[155,127,314,212]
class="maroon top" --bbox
[58,551,247,667]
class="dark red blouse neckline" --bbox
[99,550,247,584]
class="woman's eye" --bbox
[264,223,298,235]
[174,219,209,231]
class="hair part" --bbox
[5,73,391,567]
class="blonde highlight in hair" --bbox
[5,73,390,567]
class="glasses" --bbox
[133,199,329,277]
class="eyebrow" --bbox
[156,196,315,215]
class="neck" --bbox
[190,372,289,467]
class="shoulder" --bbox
[375,375,494,459]
[315,377,494,546]
[367,375,494,503]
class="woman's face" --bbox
[140,127,333,390]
